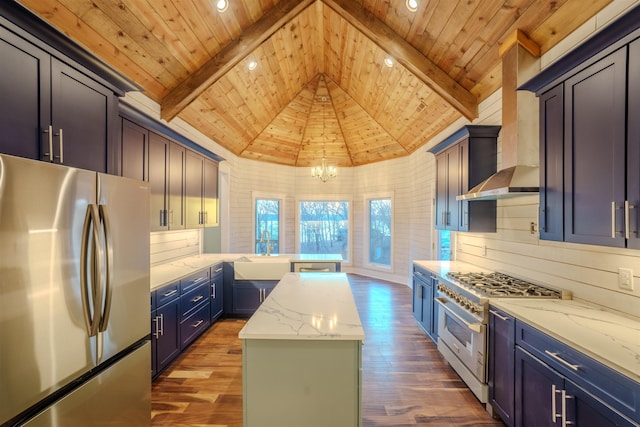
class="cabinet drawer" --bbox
[181,268,211,293]
[180,302,211,350]
[516,321,640,422]
[156,281,180,307]
[180,282,209,319]
[211,263,223,277]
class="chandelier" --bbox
[311,83,337,182]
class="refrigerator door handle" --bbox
[98,205,114,333]
[81,204,103,337]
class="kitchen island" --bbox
[239,272,364,427]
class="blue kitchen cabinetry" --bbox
[0,4,132,173]
[210,263,224,322]
[429,125,500,232]
[488,307,516,427]
[151,281,181,379]
[411,264,437,343]
[488,304,640,426]
[185,150,219,228]
[232,280,277,315]
[151,265,225,379]
[524,8,640,249]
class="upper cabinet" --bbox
[524,7,640,249]
[120,106,219,231]
[430,125,500,233]
[0,3,136,173]
[185,151,218,229]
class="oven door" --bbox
[435,297,486,383]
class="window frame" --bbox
[252,191,285,255]
[295,194,352,266]
[364,192,394,271]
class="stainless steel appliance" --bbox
[435,271,562,405]
[0,154,151,426]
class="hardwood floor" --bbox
[151,274,505,426]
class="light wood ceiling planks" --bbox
[17,0,612,166]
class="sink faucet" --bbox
[259,229,272,256]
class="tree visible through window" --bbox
[299,201,348,261]
[369,198,392,266]
[255,199,280,254]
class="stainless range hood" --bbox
[456,165,538,200]
[459,30,541,201]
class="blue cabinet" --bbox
[411,265,437,342]
[488,307,515,427]
[151,281,181,379]
[232,280,276,315]
[513,322,640,426]
[210,263,224,322]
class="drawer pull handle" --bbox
[214,267,223,273]
[162,289,178,298]
[489,309,509,321]
[191,295,204,303]
[545,350,579,371]
[192,319,204,328]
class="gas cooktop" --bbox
[446,271,561,298]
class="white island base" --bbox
[239,273,364,427]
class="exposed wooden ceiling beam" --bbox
[323,0,478,121]
[161,0,315,122]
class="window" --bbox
[368,198,392,267]
[255,198,281,254]
[298,200,349,262]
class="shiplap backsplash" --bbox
[150,229,201,266]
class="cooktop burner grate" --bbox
[446,271,560,298]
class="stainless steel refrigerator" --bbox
[0,154,151,426]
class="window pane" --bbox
[299,201,348,261]
[369,199,391,266]
[255,199,279,254]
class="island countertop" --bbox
[238,272,364,341]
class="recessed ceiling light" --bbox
[384,56,394,68]
[406,0,418,12]
[216,0,229,13]
[248,60,258,71]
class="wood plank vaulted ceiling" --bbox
[18,0,611,167]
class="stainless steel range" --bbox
[435,271,565,405]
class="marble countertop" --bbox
[413,260,491,278]
[150,253,343,290]
[238,272,365,341]
[491,298,640,383]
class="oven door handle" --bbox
[435,297,485,334]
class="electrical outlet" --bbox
[618,268,634,291]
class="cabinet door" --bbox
[51,58,116,173]
[563,47,627,247]
[565,381,635,427]
[121,118,147,181]
[233,283,262,314]
[411,280,423,323]
[539,84,564,242]
[148,132,169,231]
[185,150,204,228]
[203,159,218,227]
[627,38,640,249]
[435,152,449,229]
[420,280,432,335]
[151,309,157,378]
[168,142,186,230]
[0,28,50,161]
[489,308,515,427]
[515,347,563,427]
[155,299,180,374]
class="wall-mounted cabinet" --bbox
[0,23,119,173]
[430,125,500,233]
[524,7,640,249]
[185,151,219,229]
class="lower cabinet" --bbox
[232,280,276,315]
[488,307,515,427]
[151,264,226,379]
[412,265,437,342]
[151,282,181,378]
[489,305,640,426]
[211,263,224,322]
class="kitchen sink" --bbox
[234,256,291,280]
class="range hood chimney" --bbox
[458,30,541,201]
